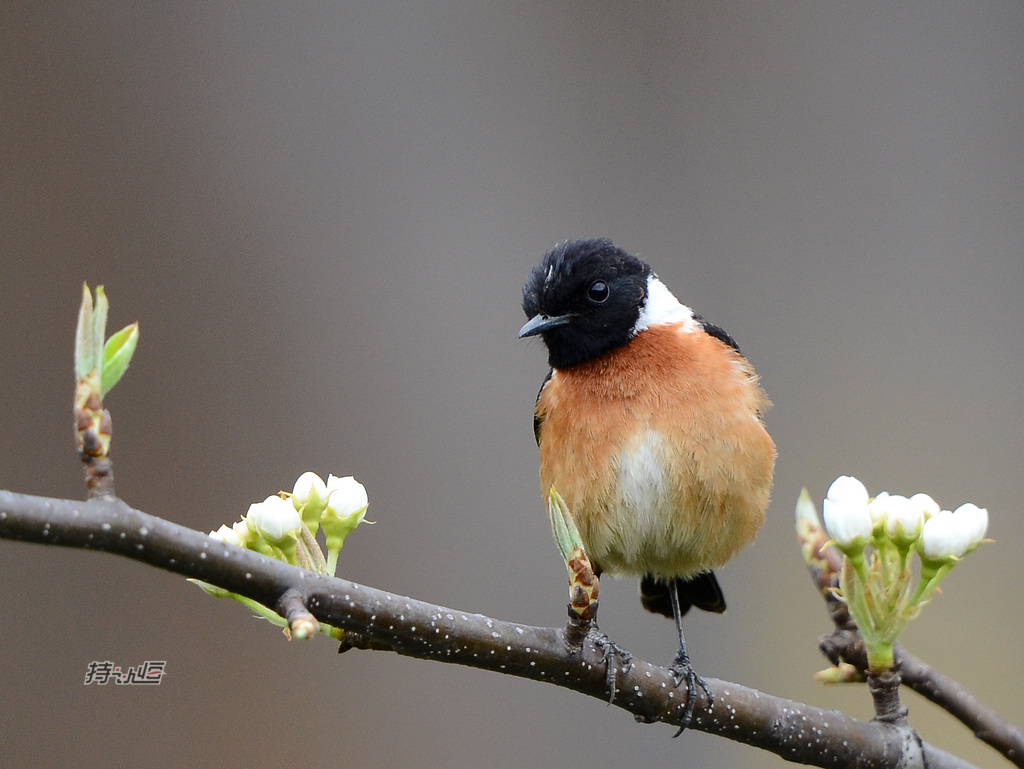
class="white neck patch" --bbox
[633,274,695,334]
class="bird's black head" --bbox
[520,238,653,369]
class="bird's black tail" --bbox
[640,572,726,618]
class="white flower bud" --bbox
[952,502,988,550]
[325,475,368,520]
[232,519,253,545]
[909,493,940,520]
[292,472,328,513]
[883,494,923,545]
[868,491,891,527]
[823,476,872,550]
[322,475,369,558]
[920,510,971,560]
[209,523,243,548]
[827,475,869,507]
[249,495,302,545]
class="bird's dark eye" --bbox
[588,281,610,303]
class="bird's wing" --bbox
[533,369,554,446]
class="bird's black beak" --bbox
[519,313,573,339]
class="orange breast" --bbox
[536,325,775,579]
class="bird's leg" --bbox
[556,526,633,704]
[668,580,714,734]
[588,626,633,703]
[569,605,633,704]
[562,576,633,704]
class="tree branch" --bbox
[819,628,1024,766]
[0,489,977,768]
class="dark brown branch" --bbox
[276,589,321,639]
[80,455,116,499]
[0,489,978,769]
[820,628,1024,766]
[868,670,909,725]
[898,650,1023,760]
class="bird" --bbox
[519,238,775,728]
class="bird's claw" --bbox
[668,657,714,736]
[590,629,633,704]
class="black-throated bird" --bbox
[520,238,775,727]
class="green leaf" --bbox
[93,286,108,372]
[75,283,111,384]
[101,322,139,396]
[547,487,584,563]
[75,283,96,379]
[794,487,819,528]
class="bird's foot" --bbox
[588,628,633,704]
[668,655,714,736]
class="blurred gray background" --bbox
[2,3,1021,768]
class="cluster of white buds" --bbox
[816,475,989,673]
[824,475,988,562]
[195,471,370,639]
